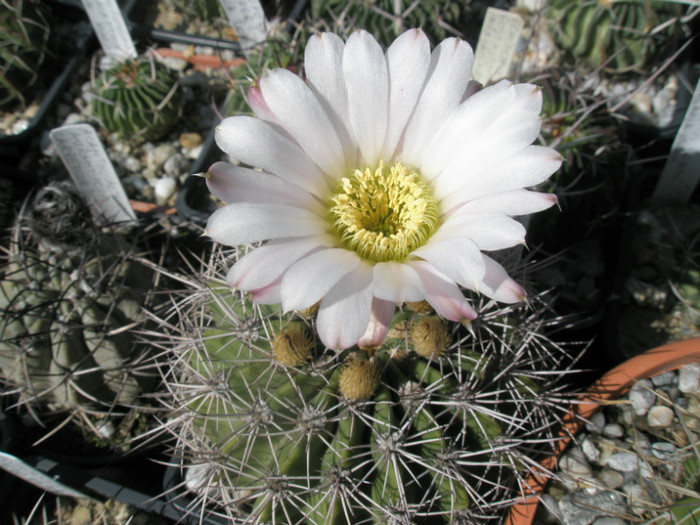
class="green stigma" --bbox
[328,161,439,263]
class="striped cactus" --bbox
[90,55,183,141]
[546,0,685,74]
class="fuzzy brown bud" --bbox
[339,356,381,401]
[410,317,451,359]
[272,324,313,367]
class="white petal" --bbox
[205,203,327,246]
[317,262,374,349]
[280,248,361,311]
[250,278,282,304]
[446,189,557,216]
[409,261,477,322]
[206,162,324,214]
[305,33,356,169]
[479,255,526,303]
[358,298,394,349]
[343,30,389,167]
[513,83,542,114]
[215,116,328,197]
[436,146,562,207]
[227,235,334,291]
[383,29,431,158]
[420,80,514,178]
[259,68,346,176]
[372,262,425,302]
[400,38,474,167]
[413,236,485,291]
[435,214,526,251]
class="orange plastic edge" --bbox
[505,337,700,525]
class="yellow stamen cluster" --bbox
[328,161,439,263]
[272,324,313,367]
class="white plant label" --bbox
[0,452,89,499]
[219,0,267,48]
[50,124,136,224]
[471,7,524,86]
[653,79,700,202]
[81,0,137,66]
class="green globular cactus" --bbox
[158,247,576,523]
[90,55,183,142]
[171,0,223,20]
[0,0,50,108]
[546,0,685,74]
[0,183,155,418]
[310,0,464,46]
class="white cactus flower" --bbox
[205,29,561,350]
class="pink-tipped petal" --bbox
[434,214,526,252]
[280,248,362,312]
[400,38,474,167]
[447,189,558,217]
[249,277,283,304]
[205,203,326,246]
[358,297,395,349]
[343,30,389,167]
[215,116,328,197]
[206,161,324,214]
[413,236,485,292]
[409,261,477,322]
[480,255,527,303]
[317,262,374,350]
[383,29,431,157]
[259,68,346,177]
[226,235,333,291]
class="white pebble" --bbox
[679,363,700,393]
[581,436,601,463]
[607,451,639,472]
[585,411,606,434]
[647,405,674,427]
[154,176,177,206]
[597,468,624,489]
[559,447,593,477]
[628,379,655,416]
[593,518,627,525]
[602,423,624,438]
[651,371,676,387]
[163,153,188,177]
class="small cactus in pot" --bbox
[0,182,157,424]
[546,0,686,75]
[0,0,50,108]
[90,54,183,142]
[156,246,577,523]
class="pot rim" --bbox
[505,336,700,525]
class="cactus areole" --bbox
[204,29,561,350]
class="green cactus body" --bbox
[311,0,464,46]
[172,0,223,20]
[547,0,684,74]
[91,56,183,141]
[0,184,154,416]
[163,247,575,523]
[0,0,49,108]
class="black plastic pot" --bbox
[0,2,94,157]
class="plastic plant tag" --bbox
[219,0,267,48]
[50,124,136,224]
[81,0,137,68]
[0,452,89,499]
[471,7,524,85]
[653,79,700,202]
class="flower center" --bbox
[328,161,439,263]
